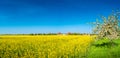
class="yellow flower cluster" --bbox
[0,35,95,58]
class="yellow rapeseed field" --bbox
[0,35,95,58]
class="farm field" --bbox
[0,35,95,58]
[0,35,120,58]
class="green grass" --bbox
[87,39,120,58]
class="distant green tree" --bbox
[72,33,81,35]
[67,32,72,35]
[57,32,62,35]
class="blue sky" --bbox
[0,0,120,34]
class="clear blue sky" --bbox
[0,0,120,34]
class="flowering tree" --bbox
[92,11,120,42]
